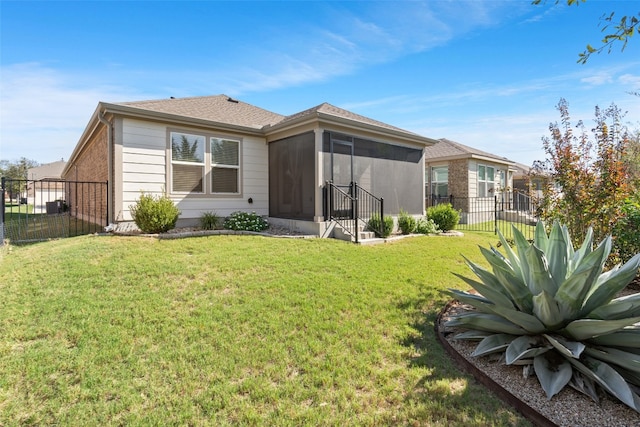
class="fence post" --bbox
[494,195,498,235]
[1,177,5,246]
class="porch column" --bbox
[314,128,325,222]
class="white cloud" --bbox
[0,63,152,163]
[581,71,614,86]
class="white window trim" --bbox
[168,129,243,197]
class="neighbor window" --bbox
[170,131,241,195]
[211,138,239,193]
[431,166,449,198]
[478,164,498,197]
[171,132,205,193]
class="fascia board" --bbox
[265,111,438,146]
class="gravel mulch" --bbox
[437,301,640,427]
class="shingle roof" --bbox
[117,95,285,129]
[425,138,514,164]
[275,102,421,135]
[28,160,66,180]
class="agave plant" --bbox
[445,221,640,412]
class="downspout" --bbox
[97,109,113,224]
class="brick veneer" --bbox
[62,125,109,225]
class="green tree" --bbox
[533,0,639,63]
[0,157,40,203]
[533,99,634,257]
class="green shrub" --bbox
[415,217,440,235]
[129,192,180,234]
[446,221,640,412]
[200,211,220,230]
[366,213,394,238]
[427,203,460,232]
[398,209,417,235]
[223,211,268,232]
[613,197,640,265]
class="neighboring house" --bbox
[424,139,517,224]
[62,95,437,236]
[26,160,67,214]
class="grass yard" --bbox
[0,233,530,426]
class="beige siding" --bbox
[120,119,167,219]
[120,118,268,221]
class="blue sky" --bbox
[1,1,639,166]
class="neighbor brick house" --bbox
[424,138,517,224]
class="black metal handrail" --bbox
[324,181,384,242]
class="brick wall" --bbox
[448,159,469,198]
[62,125,109,226]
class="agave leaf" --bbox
[497,227,524,282]
[589,292,640,320]
[568,355,640,412]
[614,365,640,388]
[563,317,640,341]
[588,328,640,347]
[581,253,640,317]
[546,222,569,285]
[463,257,533,312]
[533,353,573,399]
[471,333,517,357]
[543,334,585,359]
[561,224,575,263]
[555,237,612,319]
[585,346,640,374]
[569,227,593,275]
[512,226,532,285]
[483,303,547,334]
[533,221,549,254]
[505,335,552,365]
[491,266,533,313]
[451,273,515,309]
[569,371,599,403]
[445,289,494,313]
[444,312,527,335]
[524,244,557,296]
[532,291,565,329]
[453,330,493,341]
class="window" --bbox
[171,132,205,193]
[170,131,241,195]
[431,166,449,198]
[478,164,499,197]
[211,138,239,193]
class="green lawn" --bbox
[3,204,102,243]
[0,233,530,426]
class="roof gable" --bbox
[425,138,514,165]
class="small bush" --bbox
[130,192,180,234]
[613,197,640,264]
[200,211,220,230]
[415,217,440,235]
[427,203,460,232]
[367,213,394,238]
[223,211,268,232]
[397,209,416,235]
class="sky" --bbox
[1,0,639,167]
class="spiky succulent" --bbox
[445,221,640,412]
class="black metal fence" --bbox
[1,178,108,244]
[427,191,538,240]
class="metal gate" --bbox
[1,178,108,244]
[427,191,538,240]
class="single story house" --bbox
[26,160,67,214]
[62,95,437,236]
[424,138,517,224]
